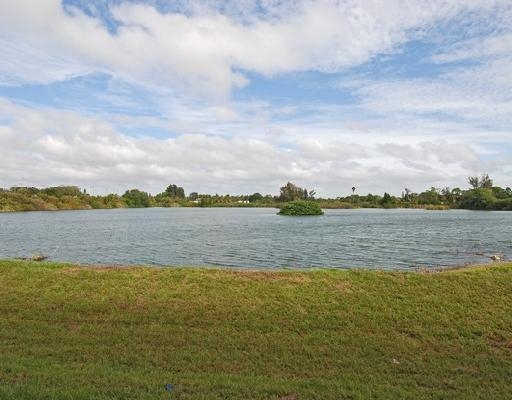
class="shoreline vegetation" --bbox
[1,174,511,213]
[1,259,511,399]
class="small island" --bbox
[278,200,324,216]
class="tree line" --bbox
[1,174,511,212]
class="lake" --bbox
[0,208,510,270]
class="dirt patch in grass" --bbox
[486,332,512,349]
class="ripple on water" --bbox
[0,208,511,269]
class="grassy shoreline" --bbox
[1,260,511,399]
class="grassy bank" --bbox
[1,260,511,399]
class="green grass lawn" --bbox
[1,260,511,399]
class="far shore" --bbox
[3,182,512,212]
[0,204,505,214]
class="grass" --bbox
[0,260,511,399]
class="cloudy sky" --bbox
[0,0,511,197]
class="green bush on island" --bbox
[278,200,324,216]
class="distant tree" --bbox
[468,176,480,189]
[491,186,510,199]
[10,186,40,195]
[480,173,493,188]
[441,187,453,204]
[468,174,493,189]
[349,194,360,204]
[279,182,309,202]
[122,189,151,208]
[164,184,185,199]
[199,195,213,207]
[418,187,441,205]
[492,198,512,210]
[248,192,263,203]
[352,186,356,194]
[380,192,395,208]
[41,186,82,197]
[451,188,462,203]
[403,188,412,202]
[365,193,378,203]
[188,192,199,201]
[459,188,496,210]
[104,193,124,208]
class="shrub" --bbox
[278,200,323,216]
[458,188,496,210]
[122,189,151,208]
[491,198,512,211]
[425,205,450,210]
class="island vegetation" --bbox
[1,174,511,212]
[1,259,511,399]
[278,200,324,216]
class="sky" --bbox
[0,0,511,197]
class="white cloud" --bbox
[430,32,512,64]
[0,38,92,86]
[339,2,512,129]
[1,99,507,196]
[1,1,511,196]
[347,40,512,129]
[0,0,506,95]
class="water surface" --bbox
[0,208,510,270]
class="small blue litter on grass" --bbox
[164,383,174,392]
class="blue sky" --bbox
[0,0,511,196]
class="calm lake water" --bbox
[0,208,511,270]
